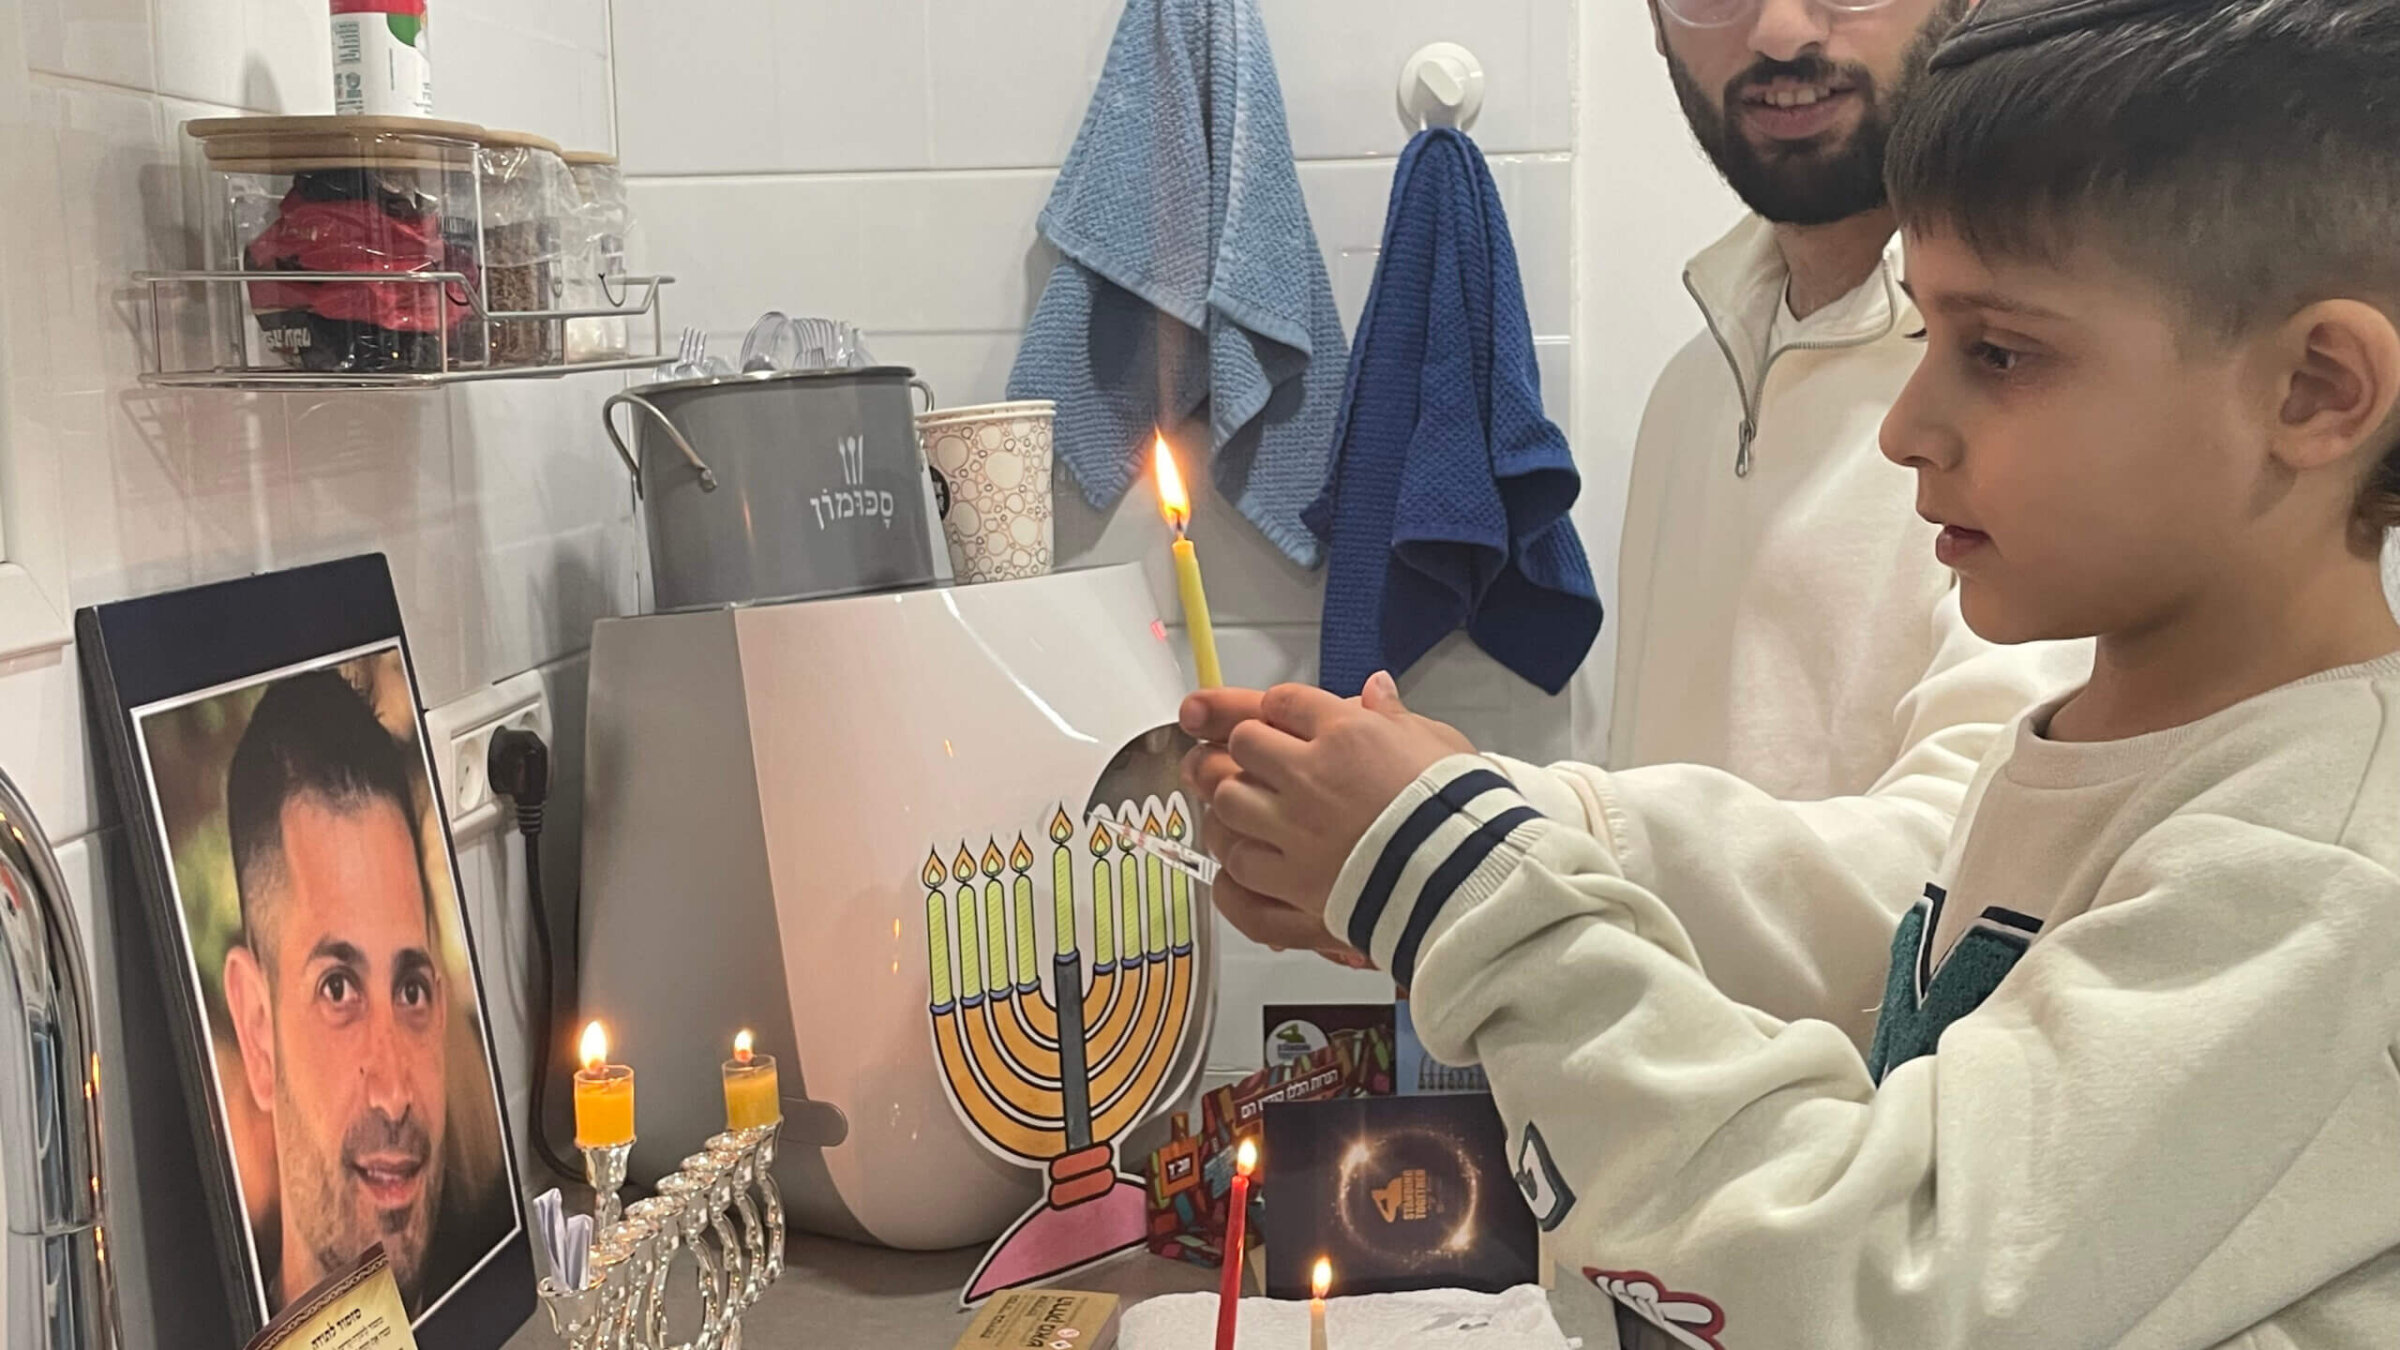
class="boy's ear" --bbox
[2270,299,2400,474]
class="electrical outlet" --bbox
[424,671,552,842]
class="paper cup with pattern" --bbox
[917,400,1057,584]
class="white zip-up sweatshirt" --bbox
[1333,654,2400,1350]
[1573,216,2091,1045]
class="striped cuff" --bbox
[1324,755,1545,986]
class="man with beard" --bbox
[1559,0,2092,1040]
[220,670,455,1315]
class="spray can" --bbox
[331,0,434,118]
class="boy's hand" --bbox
[1179,687,1373,966]
[1180,673,1476,948]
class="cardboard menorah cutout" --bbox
[924,793,1205,1304]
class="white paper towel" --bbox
[1120,1286,1579,1350]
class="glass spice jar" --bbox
[562,149,633,361]
[477,127,575,367]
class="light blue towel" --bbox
[1007,0,1346,566]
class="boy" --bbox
[1183,0,2400,1344]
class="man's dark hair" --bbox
[1886,0,2400,547]
[226,669,422,958]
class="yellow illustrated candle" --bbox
[1050,810,1077,957]
[1154,435,1224,689]
[572,1021,635,1148]
[1090,820,1116,966]
[723,1030,781,1131]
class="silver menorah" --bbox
[538,1124,785,1350]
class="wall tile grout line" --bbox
[618,150,1573,187]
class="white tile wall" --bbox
[0,2,626,1345]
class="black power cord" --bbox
[487,726,587,1188]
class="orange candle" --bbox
[722,1029,782,1131]
[1214,1138,1257,1350]
[572,1021,635,1147]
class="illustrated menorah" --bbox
[924,797,1203,1303]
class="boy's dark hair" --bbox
[1886,0,2400,549]
[226,668,423,961]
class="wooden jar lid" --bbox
[479,127,567,157]
[187,115,483,172]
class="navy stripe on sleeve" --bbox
[1391,805,1542,986]
[1346,770,1514,955]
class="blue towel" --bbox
[1007,0,1345,566]
[1304,129,1602,698]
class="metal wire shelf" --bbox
[132,269,677,390]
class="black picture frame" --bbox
[78,554,535,1348]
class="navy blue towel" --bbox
[1304,129,1602,697]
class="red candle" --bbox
[1213,1138,1258,1350]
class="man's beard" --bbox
[1666,6,1960,227]
[278,1084,445,1309]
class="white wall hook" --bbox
[1398,42,1486,134]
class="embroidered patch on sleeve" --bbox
[1586,1269,1728,1350]
[1514,1122,1574,1231]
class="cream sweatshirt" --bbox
[1573,215,2092,1044]
[1333,654,2400,1350]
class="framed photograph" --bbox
[79,555,534,1347]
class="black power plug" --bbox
[486,726,584,1187]
[489,726,550,827]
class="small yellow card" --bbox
[244,1245,418,1350]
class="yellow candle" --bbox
[572,1021,635,1148]
[1154,435,1225,690]
[723,1030,782,1131]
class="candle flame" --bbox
[734,1029,754,1064]
[981,839,1007,876]
[1010,835,1036,874]
[1166,804,1187,840]
[1236,1137,1258,1175]
[579,1021,608,1071]
[1050,806,1076,845]
[1153,434,1191,531]
[954,846,978,882]
[1091,820,1115,856]
[923,849,949,889]
[1312,1258,1332,1300]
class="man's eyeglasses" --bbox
[1658,0,1901,31]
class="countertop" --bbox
[501,1233,1626,1350]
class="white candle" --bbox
[1309,1258,1330,1350]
